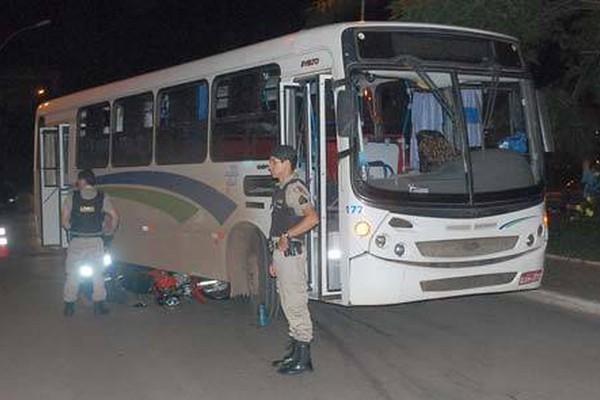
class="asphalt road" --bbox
[1,214,599,400]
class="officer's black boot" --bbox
[277,341,313,375]
[93,301,110,315]
[63,302,75,317]
[272,338,297,367]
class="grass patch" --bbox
[548,218,600,261]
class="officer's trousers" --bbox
[63,237,106,302]
[273,249,313,342]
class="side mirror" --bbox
[536,90,555,152]
[336,89,357,138]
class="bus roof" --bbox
[38,21,518,116]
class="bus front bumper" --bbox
[346,246,545,306]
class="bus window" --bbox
[112,92,153,167]
[211,64,280,161]
[77,102,110,169]
[459,76,542,194]
[156,80,208,165]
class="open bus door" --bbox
[279,75,341,300]
[38,124,69,247]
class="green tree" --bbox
[305,0,362,27]
[391,1,599,66]
[389,0,600,159]
[308,0,600,158]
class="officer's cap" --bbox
[271,145,297,169]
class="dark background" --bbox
[1,0,391,187]
[1,0,314,187]
[1,0,315,94]
[0,1,392,187]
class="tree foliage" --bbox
[391,1,599,68]
[308,0,600,158]
[306,0,361,27]
[306,1,390,26]
[389,0,600,159]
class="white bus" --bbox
[34,22,552,317]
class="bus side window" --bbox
[112,92,153,167]
[211,64,280,162]
[156,80,209,165]
[77,102,110,169]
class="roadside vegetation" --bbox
[548,215,600,261]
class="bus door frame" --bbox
[38,124,69,247]
[279,75,338,299]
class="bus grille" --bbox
[420,272,517,292]
[416,236,518,258]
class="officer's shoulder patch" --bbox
[298,195,309,205]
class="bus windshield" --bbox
[350,69,542,202]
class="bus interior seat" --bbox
[416,130,461,172]
[364,141,399,179]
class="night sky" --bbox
[0,0,316,185]
[1,0,319,92]
[0,0,387,187]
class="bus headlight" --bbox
[79,265,94,278]
[374,235,387,248]
[354,221,371,237]
[394,243,405,257]
[0,227,6,236]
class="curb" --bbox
[546,254,600,267]
[518,289,600,317]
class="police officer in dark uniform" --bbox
[268,145,319,375]
[61,169,119,316]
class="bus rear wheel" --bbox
[227,227,279,325]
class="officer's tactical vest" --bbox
[71,190,104,236]
[269,179,305,239]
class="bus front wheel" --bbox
[227,226,279,325]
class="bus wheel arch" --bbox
[226,223,279,322]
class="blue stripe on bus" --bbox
[96,171,237,224]
[498,216,537,230]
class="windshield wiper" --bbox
[395,55,458,124]
[481,68,500,133]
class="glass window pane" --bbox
[353,30,523,69]
[211,65,280,162]
[356,72,467,196]
[459,75,541,193]
[42,133,58,187]
[156,81,208,164]
[77,103,110,168]
[112,92,153,167]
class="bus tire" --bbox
[226,224,279,325]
